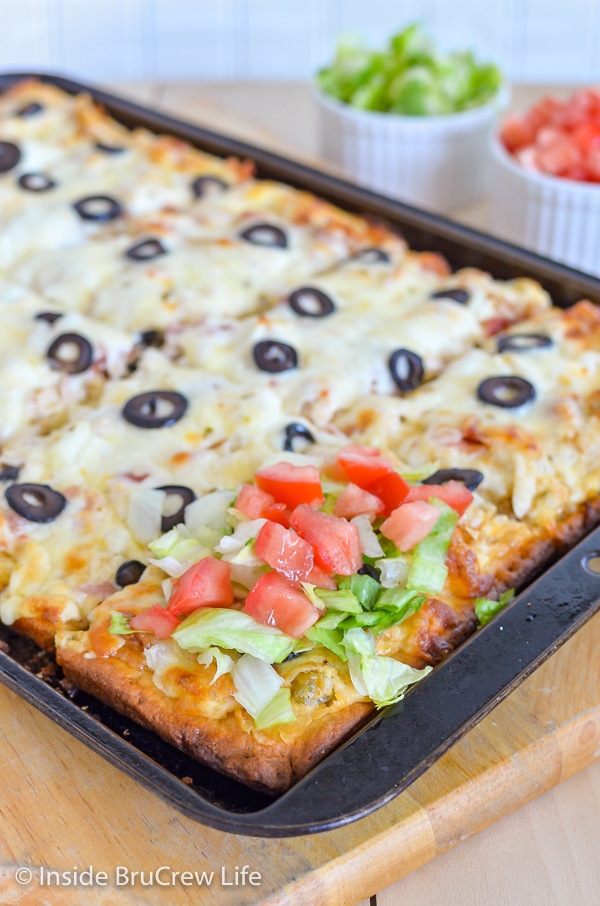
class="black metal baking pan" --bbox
[1,72,600,837]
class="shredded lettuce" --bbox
[376,587,425,615]
[310,608,348,630]
[407,499,457,594]
[475,588,515,627]
[342,627,432,707]
[346,574,381,610]
[304,584,425,652]
[196,647,235,684]
[254,687,296,730]
[304,624,347,661]
[399,462,440,482]
[312,586,362,614]
[376,536,401,559]
[109,611,135,635]
[231,653,283,716]
[148,524,210,563]
[317,23,503,115]
[172,608,297,663]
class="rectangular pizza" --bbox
[1,78,599,794]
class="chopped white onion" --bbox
[376,556,411,589]
[185,489,236,534]
[229,563,264,590]
[351,515,384,558]
[215,518,266,559]
[148,555,188,578]
[127,487,166,544]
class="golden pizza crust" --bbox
[56,637,374,794]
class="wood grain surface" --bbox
[0,80,598,906]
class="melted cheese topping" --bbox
[0,78,595,650]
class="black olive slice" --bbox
[358,563,381,581]
[283,422,316,452]
[73,195,123,222]
[423,468,484,492]
[5,483,67,523]
[288,287,335,318]
[35,311,64,325]
[18,172,56,192]
[253,340,298,373]
[125,238,167,261]
[239,223,288,249]
[477,375,536,408]
[191,175,228,198]
[497,333,553,353]
[353,247,390,264]
[95,142,126,154]
[138,329,165,349]
[430,288,470,304]
[122,390,188,429]
[0,464,20,482]
[46,333,94,375]
[115,559,146,588]
[156,485,197,532]
[16,101,43,117]
[388,348,424,392]
[0,141,21,174]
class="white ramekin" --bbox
[315,88,507,212]
[489,137,600,277]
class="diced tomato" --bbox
[501,90,600,184]
[261,502,292,527]
[586,147,600,181]
[366,471,410,516]
[254,521,314,582]
[235,483,275,519]
[305,564,337,590]
[167,556,234,617]
[528,97,564,130]
[130,604,180,639]
[572,121,600,154]
[290,504,362,575]
[244,572,320,638]
[380,501,440,552]
[501,114,535,153]
[255,461,323,509]
[482,316,516,337]
[335,444,394,488]
[537,140,581,176]
[333,482,385,520]
[404,480,473,516]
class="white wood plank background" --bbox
[0,0,599,83]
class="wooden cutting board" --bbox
[1,83,599,906]
[0,610,598,906]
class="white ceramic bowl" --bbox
[489,136,600,277]
[316,88,507,212]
